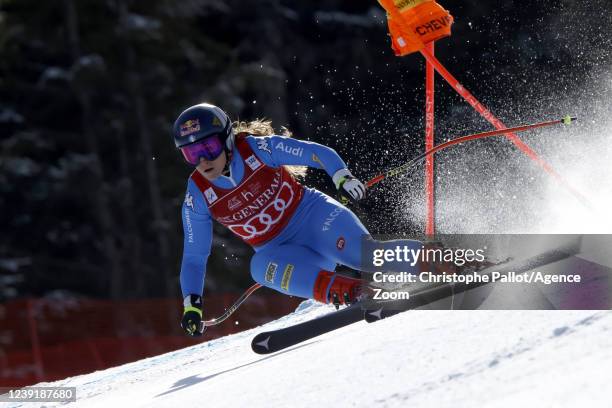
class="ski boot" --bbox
[313,270,363,309]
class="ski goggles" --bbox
[180,135,224,165]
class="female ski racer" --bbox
[174,103,421,336]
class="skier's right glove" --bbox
[181,294,205,337]
[333,168,366,204]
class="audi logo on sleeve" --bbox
[190,134,304,247]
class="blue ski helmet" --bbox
[173,103,234,150]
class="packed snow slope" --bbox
[5,301,611,408]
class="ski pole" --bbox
[202,283,262,328]
[366,116,577,188]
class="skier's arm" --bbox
[247,135,366,202]
[179,184,213,298]
[246,135,347,178]
[179,183,212,337]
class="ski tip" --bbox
[562,115,577,125]
[251,334,273,354]
[365,308,384,322]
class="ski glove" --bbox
[333,168,366,203]
[181,294,206,337]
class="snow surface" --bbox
[3,14,609,407]
[4,301,611,408]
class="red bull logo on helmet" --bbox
[212,116,223,127]
[180,119,201,137]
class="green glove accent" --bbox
[337,177,350,205]
[338,177,349,190]
[184,306,202,317]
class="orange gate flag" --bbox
[379,0,453,56]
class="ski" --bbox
[250,237,582,353]
[363,238,582,322]
[251,302,364,354]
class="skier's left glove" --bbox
[181,294,206,337]
[333,168,366,203]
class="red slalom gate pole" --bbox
[425,42,435,236]
[418,47,592,209]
